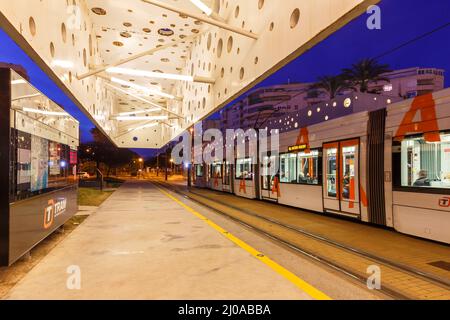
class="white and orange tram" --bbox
[194,90,450,244]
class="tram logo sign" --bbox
[43,198,67,229]
[439,197,450,208]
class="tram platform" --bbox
[5,178,449,300]
[3,180,333,300]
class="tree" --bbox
[79,128,140,177]
[90,127,110,145]
[309,75,353,99]
[342,58,392,93]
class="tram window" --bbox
[342,146,357,199]
[399,133,450,189]
[223,162,231,185]
[280,153,297,183]
[211,163,222,179]
[195,164,204,177]
[236,158,253,180]
[297,151,320,185]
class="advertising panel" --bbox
[30,135,49,192]
[17,131,31,187]
[49,142,61,176]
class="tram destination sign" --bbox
[288,144,308,152]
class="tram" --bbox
[194,90,450,244]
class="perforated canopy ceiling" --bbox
[0,0,378,148]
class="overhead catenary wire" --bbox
[374,21,450,60]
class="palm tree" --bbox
[342,58,392,93]
[309,75,353,99]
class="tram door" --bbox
[222,161,233,193]
[260,155,278,202]
[323,139,360,216]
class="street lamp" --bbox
[170,159,174,174]
[137,158,144,178]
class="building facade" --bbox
[216,67,445,132]
[368,67,445,99]
[219,83,324,131]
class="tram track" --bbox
[188,189,450,288]
[153,180,450,300]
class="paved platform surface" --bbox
[4,181,320,300]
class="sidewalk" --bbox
[4,181,317,300]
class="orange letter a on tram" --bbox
[239,179,246,194]
[394,94,440,142]
[296,127,311,153]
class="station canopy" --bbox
[0,0,378,148]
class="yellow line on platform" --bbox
[155,184,332,301]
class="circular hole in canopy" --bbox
[29,17,36,36]
[50,42,55,57]
[290,9,301,29]
[217,38,223,57]
[258,0,265,10]
[227,36,233,53]
[61,23,67,43]
[91,7,107,15]
[239,67,245,80]
[158,28,174,36]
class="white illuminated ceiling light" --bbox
[189,0,213,16]
[128,122,159,132]
[23,107,68,116]
[107,67,194,82]
[104,82,182,119]
[51,60,74,69]
[111,77,175,99]
[12,93,42,102]
[11,79,27,85]
[116,115,169,121]
[118,108,161,116]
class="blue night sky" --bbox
[0,0,449,158]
